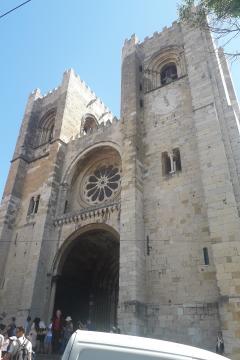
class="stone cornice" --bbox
[53,201,120,226]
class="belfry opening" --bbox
[53,227,119,331]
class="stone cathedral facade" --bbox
[1,19,240,358]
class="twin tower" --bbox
[1,18,240,358]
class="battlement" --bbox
[27,68,112,116]
[122,34,139,58]
[122,20,180,59]
[63,69,112,114]
[28,85,61,103]
[70,116,120,144]
[41,86,61,99]
[140,20,179,46]
[139,21,180,47]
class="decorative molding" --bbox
[53,201,120,227]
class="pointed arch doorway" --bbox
[53,225,119,331]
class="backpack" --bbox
[12,338,31,360]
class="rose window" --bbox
[84,165,121,204]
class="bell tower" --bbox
[119,20,240,356]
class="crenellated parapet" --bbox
[27,69,113,117]
[70,116,121,143]
[140,21,180,48]
[122,21,181,60]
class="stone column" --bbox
[118,35,146,335]
[47,276,58,321]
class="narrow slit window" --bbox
[173,148,182,172]
[27,195,40,216]
[203,247,209,265]
[34,195,40,214]
[27,197,35,215]
[162,152,171,176]
[64,200,68,214]
[0,277,5,289]
[48,124,54,142]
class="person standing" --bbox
[0,325,9,358]
[60,316,73,353]
[28,317,39,352]
[86,319,95,331]
[216,331,224,355]
[37,320,46,354]
[52,310,63,354]
[44,320,53,355]
[7,318,16,337]
[2,335,9,358]
[0,325,4,360]
[24,317,32,337]
[5,326,32,360]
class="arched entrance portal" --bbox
[54,228,119,331]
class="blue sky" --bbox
[0,0,239,198]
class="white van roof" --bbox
[71,330,229,360]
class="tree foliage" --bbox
[178,0,240,59]
[179,0,240,20]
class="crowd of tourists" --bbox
[0,310,121,360]
[0,310,75,359]
[0,311,224,359]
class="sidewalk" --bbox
[35,354,61,360]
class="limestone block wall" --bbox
[0,69,118,324]
[0,69,72,321]
[0,142,63,323]
[142,75,219,349]
[181,24,240,357]
[119,37,146,335]
[129,19,240,353]
[213,48,240,216]
[0,89,40,296]
[28,82,121,319]
[59,69,114,143]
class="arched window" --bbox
[81,115,98,135]
[27,195,40,216]
[162,148,182,176]
[37,110,56,146]
[160,63,178,85]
